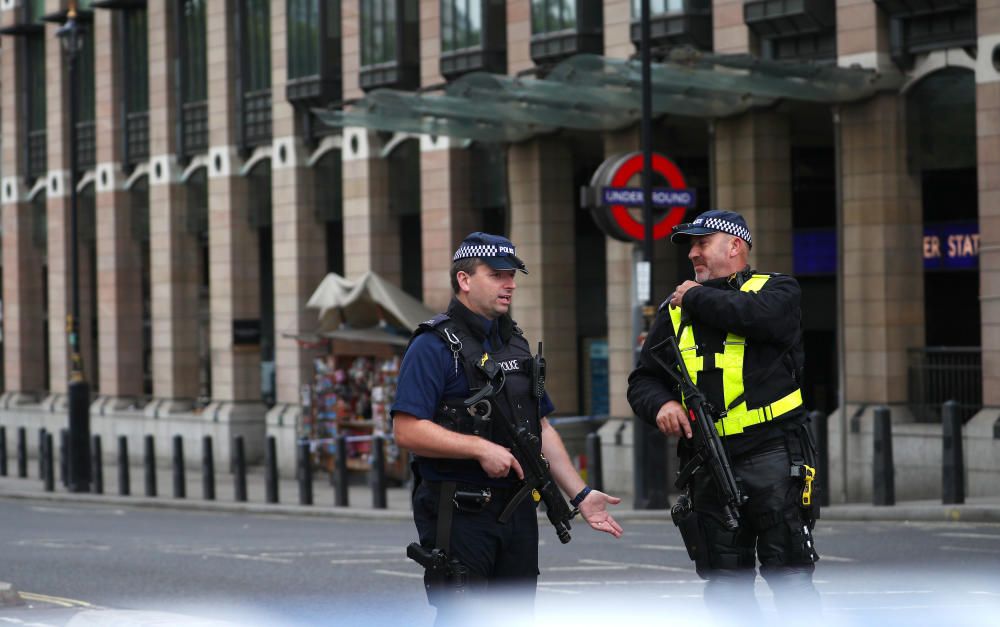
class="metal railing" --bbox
[907,346,982,423]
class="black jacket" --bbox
[627,266,806,458]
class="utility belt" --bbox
[425,480,523,515]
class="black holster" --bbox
[784,419,820,525]
[407,543,469,592]
[671,493,706,563]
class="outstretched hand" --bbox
[578,490,624,538]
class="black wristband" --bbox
[570,485,592,508]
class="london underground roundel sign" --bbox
[583,152,696,242]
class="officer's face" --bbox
[688,233,738,282]
[459,263,517,319]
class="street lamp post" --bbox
[57,1,91,493]
[631,0,669,510]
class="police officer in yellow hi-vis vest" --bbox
[627,209,820,619]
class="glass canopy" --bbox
[313,48,902,143]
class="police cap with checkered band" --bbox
[670,209,753,250]
[453,232,528,274]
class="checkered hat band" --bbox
[702,218,752,246]
[454,244,503,261]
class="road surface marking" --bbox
[939,545,1000,555]
[815,555,855,562]
[373,570,422,579]
[13,540,109,552]
[821,590,932,595]
[0,617,60,626]
[329,558,407,565]
[578,559,689,573]
[548,565,629,571]
[157,547,293,564]
[18,592,98,608]
[937,532,1000,540]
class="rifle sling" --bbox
[436,481,457,553]
[498,482,536,523]
[675,449,707,490]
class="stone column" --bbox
[266,0,327,446]
[0,27,46,404]
[603,0,632,59]
[711,0,790,273]
[419,0,439,88]
[506,0,532,75]
[713,0,756,55]
[840,94,923,405]
[341,127,398,283]
[713,113,794,273]
[836,0,892,71]
[146,0,201,414]
[419,136,476,312]
[507,137,577,413]
[977,8,1000,406]
[341,0,362,103]
[203,0,265,452]
[93,8,143,410]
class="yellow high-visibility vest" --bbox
[668,274,802,437]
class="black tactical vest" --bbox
[409,312,543,478]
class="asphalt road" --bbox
[2,498,1000,626]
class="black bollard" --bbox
[872,406,895,506]
[17,427,27,478]
[809,410,830,507]
[585,432,603,492]
[334,434,349,507]
[233,436,247,502]
[144,435,157,497]
[202,436,216,501]
[38,428,46,478]
[370,436,387,509]
[173,435,186,499]
[0,426,7,477]
[942,400,965,505]
[265,436,279,504]
[59,429,70,488]
[91,435,103,495]
[297,439,313,506]
[43,433,55,492]
[118,436,130,496]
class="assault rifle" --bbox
[464,342,577,544]
[647,335,746,530]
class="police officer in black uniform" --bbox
[393,232,622,626]
[627,210,820,619]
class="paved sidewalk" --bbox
[2,460,999,523]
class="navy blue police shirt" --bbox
[391,312,555,485]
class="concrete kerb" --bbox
[2,489,999,524]
[0,581,23,607]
